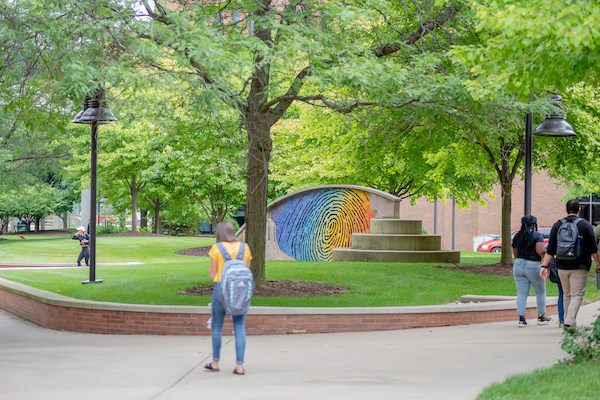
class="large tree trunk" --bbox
[61,212,68,229]
[499,153,514,266]
[140,209,148,229]
[245,115,272,287]
[131,176,138,233]
[500,180,513,266]
[153,198,163,234]
[126,173,146,233]
[244,2,273,287]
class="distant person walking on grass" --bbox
[205,221,252,376]
[72,226,90,267]
[541,199,600,331]
[512,215,551,327]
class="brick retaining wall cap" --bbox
[0,278,557,316]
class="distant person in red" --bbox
[72,226,90,267]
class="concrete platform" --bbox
[331,248,461,263]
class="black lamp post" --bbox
[524,94,576,216]
[72,87,117,284]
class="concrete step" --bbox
[331,248,460,263]
[370,219,422,234]
[351,233,441,251]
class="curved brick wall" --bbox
[0,278,557,335]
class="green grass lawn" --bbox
[477,361,600,400]
[1,232,599,307]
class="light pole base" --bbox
[82,279,103,284]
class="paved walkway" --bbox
[0,262,143,269]
[1,302,598,400]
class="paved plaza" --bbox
[1,302,598,400]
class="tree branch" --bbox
[7,153,69,162]
[265,4,461,118]
[372,5,459,57]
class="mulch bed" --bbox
[102,231,165,237]
[175,245,350,297]
[176,247,518,296]
[181,280,349,297]
[435,263,514,277]
[175,246,211,257]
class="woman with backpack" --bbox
[512,215,551,327]
[205,221,252,375]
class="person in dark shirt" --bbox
[72,226,90,267]
[541,199,600,330]
[512,215,550,327]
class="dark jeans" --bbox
[556,281,564,323]
[77,247,90,266]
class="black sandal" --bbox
[204,363,220,372]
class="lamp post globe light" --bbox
[72,87,117,284]
[524,94,575,216]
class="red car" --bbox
[477,227,551,253]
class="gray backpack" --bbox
[216,242,253,316]
[556,217,583,260]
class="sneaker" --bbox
[518,316,527,327]
[559,321,564,328]
[564,324,575,334]
[537,314,551,325]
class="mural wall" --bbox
[236,185,401,262]
[270,188,375,261]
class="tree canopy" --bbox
[451,0,600,97]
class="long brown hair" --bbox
[215,221,237,242]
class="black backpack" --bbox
[556,217,583,260]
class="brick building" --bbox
[398,171,576,252]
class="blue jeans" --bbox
[211,283,246,364]
[513,258,546,317]
[556,281,564,323]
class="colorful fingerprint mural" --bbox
[269,188,376,261]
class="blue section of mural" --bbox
[270,188,374,261]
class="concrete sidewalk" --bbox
[1,302,599,400]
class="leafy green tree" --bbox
[450,1,600,261]
[157,107,247,228]
[1,184,70,232]
[450,0,600,98]
[130,0,466,283]
[0,0,474,281]
[67,119,157,233]
[272,86,548,265]
[538,84,600,198]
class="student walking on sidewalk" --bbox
[512,215,550,327]
[541,199,600,330]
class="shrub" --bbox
[561,311,600,363]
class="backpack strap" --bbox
[236,242,245,261]
[216,242,231,261]
[216,241,245,261]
